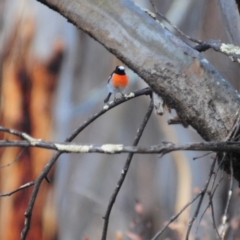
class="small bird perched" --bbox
[104,65,129,103]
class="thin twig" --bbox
[0,147,26,169]
[185,157,217,240]
[195,154,230,238]
[220,155,234,239]
[20,87,152,240]
[0,181,35,196]
[151,192,202,240]
[210,191,222,239]
[193,152,212,160]
[149,0,201,44]
[225,110,240,141]
[152,156,219,240]
[196,172,223,238]
[101,98,153,240]
[208,171,224,239]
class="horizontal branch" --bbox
[194,40,240,62]
[0,139,240,155]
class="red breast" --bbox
[111,73,129,88]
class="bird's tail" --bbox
[104,93,112,103]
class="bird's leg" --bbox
[104,92,112,103]
[113,93,117,102]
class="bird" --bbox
[104,65,129,103]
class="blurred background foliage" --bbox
[0,0,240,239]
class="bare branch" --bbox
[101,99,153,240]
[20,88,151,240]
[0,181,35,197]
[0,148,26,169]
[197,170,224,239]
[185,157,217,239]
[193,152,212,160]
[148,0,201,44]
[1,139,240,154]
[194,40,240,63]
[220,155,234,239]
[151,190,201,240]
[0,85,230,239]
[3,127,240,158]
[209,192,221,240]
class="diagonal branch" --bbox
[19,88,151,240]
[151,189,201,240]
[185,157,217,239]
[220,155,234,239]
[101,99,153,240]
[149,0,240,63]
[0,182,35,197]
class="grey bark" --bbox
[37,0,240,141]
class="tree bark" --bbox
[37,0,240,142]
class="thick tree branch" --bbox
[36,0,240,142]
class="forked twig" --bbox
[0,86,237,239]
[196,174,223,239]
[151,157,218,240]
[20,88,152,240]
[101,98,153,240]
[151,192,201,240]
[185,157,217,239]
[196,154,226,237]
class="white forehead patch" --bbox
[118,66,125,70]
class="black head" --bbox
[115,65,125,75]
